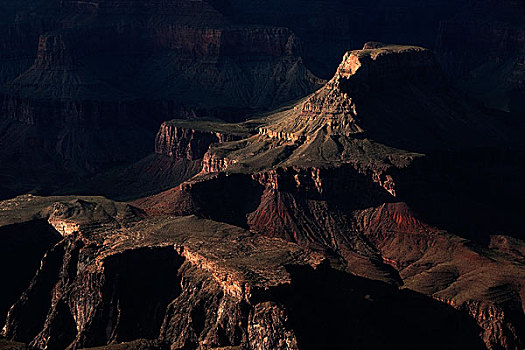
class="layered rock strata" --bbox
[0,195,492,350]
[133,43,525,350]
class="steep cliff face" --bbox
[136,169,525,350]
[0,219,61,327]
[155,121,247,161]
[0,196,492,350]
[0,196,316,349]
[338,43,439,84]
[151,25,299,58]
[1,1,319,108]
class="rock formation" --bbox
[0,0,322,199]
[1,0,521,200]
[131,44,525,350]
[0,195,493,350]
[67,119,253,201]
[0,0,523,347]
[155,121,249,161]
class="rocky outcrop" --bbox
[139,167,525,349]
[0,197,318,349]
[200,151,236,174]
[155,122,244,161]
[252,42,520,154]
[0,197,492,350]
[337,43,440,85]
[462,300,524,350]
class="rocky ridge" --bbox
[0,1,524,349]
[132,44,525,350]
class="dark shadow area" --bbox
[59,155,203,202]
[0,219,61,326]
[338,77,525,244]
[268,166,394,210]
[257,263,486,350]
[191,173,265,229]
[209,0,467,78]
[3,242,66,343]
[394,150,525,244]
[352,79,525,155]
[101,247,184,344]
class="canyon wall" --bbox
[0,198,491,350]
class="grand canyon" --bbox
[0,0,524,349]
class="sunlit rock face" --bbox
[131,43,525,350]
[155,122,243,161]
